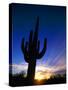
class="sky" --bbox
[10,3,66,78]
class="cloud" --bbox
[9,63,28,75]
[9,62,66,76]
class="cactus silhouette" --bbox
[21,16,47,80]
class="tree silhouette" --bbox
[21,16,47,80]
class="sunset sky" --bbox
[10,3,66,79]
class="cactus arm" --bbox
[21,38,28,54]
[21,38,29,63]
[24,41,30,63]
[37,38,47,59]
[25,41,28,52]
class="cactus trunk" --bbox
[27,59,36,80]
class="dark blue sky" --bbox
[11,3,66,68]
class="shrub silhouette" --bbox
[21,16,47,80]
[45,74,66,84]
[9,73,66,86]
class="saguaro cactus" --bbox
[21,17,47,80]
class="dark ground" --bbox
[9,73,66,87]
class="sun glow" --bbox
[35,72,45,80]
[35,72,51,81]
